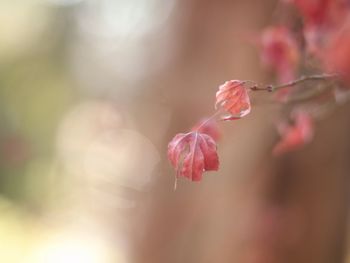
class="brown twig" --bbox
[272,73,339,91]
[249,73,339,92]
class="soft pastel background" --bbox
[1,0,350,262]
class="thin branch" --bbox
[250,73,339,92]
[272,73,339,91]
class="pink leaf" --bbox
[260,26,300,83]
[287,0,347,28]
[215,80,251,120]
[273,111,314,156]
[287,0,332,26]
[325,25,350,84]
[167,132,219,182]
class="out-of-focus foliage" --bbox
[0,0,171,262]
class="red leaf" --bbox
[273,111,314,156]
[287,0,347,27]
[215,80,251,120]
[288,0,332,25]
[167,132,219,181]
[325,25,350,83]
[260,26,300,83]
[191,118,221,142]
[286,0,349,55]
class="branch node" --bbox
[267,85,274,92]
[250,85,258,91]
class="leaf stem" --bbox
[194,109,223,131]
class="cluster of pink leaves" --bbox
[287,0,350,56]
[260,0,350,84]
[283,0,350,77]
[167,0,350,183]
[168,81,251,182]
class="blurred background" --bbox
[1,0,350,262]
